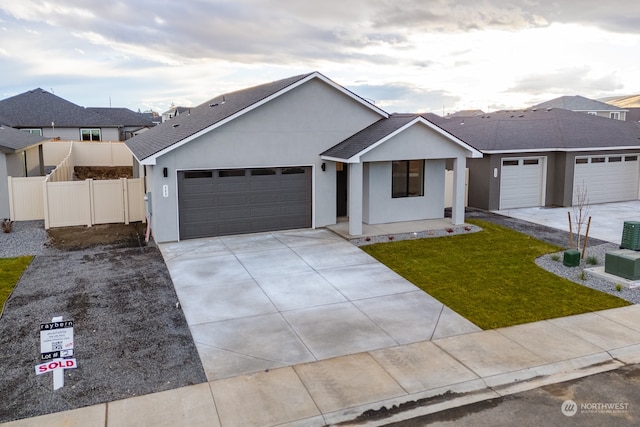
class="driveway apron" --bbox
[159,228,480,381]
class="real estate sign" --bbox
[40,320,74,359]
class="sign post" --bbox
[36,316,77,390]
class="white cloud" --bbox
[0,1,639,113]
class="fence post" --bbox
[122,178,130,225]
[8,176,14,220]
[42,180,50,230]
[87,179,94,227]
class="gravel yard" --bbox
[0,222,206,424]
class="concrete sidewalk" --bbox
[6,304,640,427]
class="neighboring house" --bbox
[87,107,155,140]
[532,95,628,120]
[161,106,190,122]
[126,72,481,243]
[430,109,640,211]
[0,88,121,141]
[601,94,640,122]
[0,126,47,218]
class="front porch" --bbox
[326,217,481,246]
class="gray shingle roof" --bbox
[533,95,626,112]
[87,107,155,127]
[322,113,482,160]
[0,88,119,128]
[428,108,640,152]
[125,73,316,161]
[0,126,47,153]
[321,114,418,159]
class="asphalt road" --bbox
[383,363,640,427]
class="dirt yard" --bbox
[46,222,147,250]
[73,166,133,180]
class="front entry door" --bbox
[336,162,348,217]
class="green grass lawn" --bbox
[0,256,33,314]
[362,219,630,329]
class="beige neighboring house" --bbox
[533,95,628,121]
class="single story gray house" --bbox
[429,109,640,210]
[0,126,47,218]
[125,72,481,242]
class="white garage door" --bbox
[500,157,545,209]
[573,154,639,205]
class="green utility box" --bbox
[563,249,581,267]
[605,249,640,280]
[621,221,640,251]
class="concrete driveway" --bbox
[159,228,480,381]
[496,200,640,244]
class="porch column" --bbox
[348,162,363,235]
[451,157,466,225]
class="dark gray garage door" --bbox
[178,167,312,239]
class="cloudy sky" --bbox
[1,0,639,115]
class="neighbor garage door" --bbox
[573,154,639,205]
[178,167,312,239]
[500,157,545,209]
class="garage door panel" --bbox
[178,167,311,239]
[500,158,545,209]
[573,154,639,204]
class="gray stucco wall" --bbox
[364,159,446,224]
[148,78,383,242]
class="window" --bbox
[392,160,424,198]
[575,158,588,164]
[21,129,42,136]
[251,168,276,176]
[219,169,245,177]
[609,156,622,163]
[81,129,101,141]
[626,155,638,162]
[592,157,606,163]
[502,160,519,166]
[184,171,213,179]
[587,112,597,116]
[610,112,620,120]
[282,167,305,175]
[523,159,539,165]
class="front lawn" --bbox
[0,256,33,314]
[362,219,630,329]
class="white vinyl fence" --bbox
[9,176,145,229]
[444,168,469,208]
[8,140,145,229]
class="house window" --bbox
[81,129,101,141]
[587,112,597,116]
[21,129,42,136]
[392,160,424,198]
[575,158,588,164]
[610,112,620,120]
